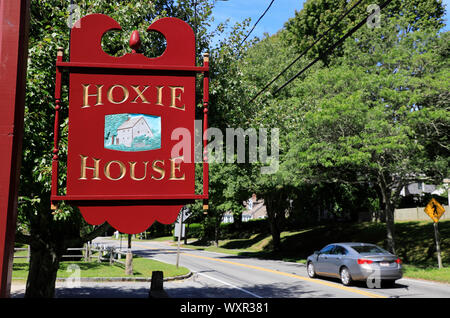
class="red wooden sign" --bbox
[51,14,209,234]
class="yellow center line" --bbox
[133,242,387,298]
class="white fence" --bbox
[14,243,131,266]
[394,205,449,222]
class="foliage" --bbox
[104,114,128,141]
[283,0,445,65]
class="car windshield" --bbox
[350,245,388,254]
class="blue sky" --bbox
[210,0,450,42]
[211,0,303,40]
[212,0,302,35]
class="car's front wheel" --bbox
[307,262,316,278]
[340,267,352,286]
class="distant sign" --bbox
[424,198,445,223]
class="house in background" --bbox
[116,116,153,147]
[222,194,268,223]
[222,212,234,224]
[242,194,267,222]
[400,182,437,197]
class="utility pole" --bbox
[433,222,442,269]
[176,209,184,268]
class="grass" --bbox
[176,220,450,283]
[402,265,450,283]
[12,252,189,280]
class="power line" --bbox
[271,0,393,97]
[238,0,275,48]
[247,0,365,105]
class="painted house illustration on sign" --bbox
[105,113,161,152]
[117,116,153,147]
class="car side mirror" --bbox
[314,251,320,255]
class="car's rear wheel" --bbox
[307,262,316,278]
[340,267,352,286]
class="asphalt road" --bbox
[11,237,450,299]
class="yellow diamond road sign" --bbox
[424,198,446,223]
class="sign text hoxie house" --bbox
[50,14,209,234]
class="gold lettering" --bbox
[129,161,149,181]
[107,84,129,104]
[169,86,185,110]
[104,160,126,181]
[79,155,101,180]
[131,85,150,104]
[151,160,165,180]
[155,86,164,106]
[169,156,185,180]
[82,84,104,108]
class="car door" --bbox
[327,245,348,277]
[316,245,335,274]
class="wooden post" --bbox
[50,47,64,210]
[433,222,443,269]
[97,246,101,263]
[109,247,114,265]
[84,244,88,262]
[0,0,30,298]
[125,251,133,275]
[202,53,209,215]
[125,234,133,274]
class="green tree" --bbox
[281,25,449,253]
[284,0,445,65]
[237,31,310,252]
[104,113,128,143]
[186,18,257,244]
[236,0,448,254]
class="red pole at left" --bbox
[0,0,30,298]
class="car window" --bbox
[350,245,388,254]
[331,246,348,255]
[320,245,335,254]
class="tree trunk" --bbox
[214,216,220,247]
[384,200,396,254]
[268,216,281,252]
[25,244,61,298]
[16,221,111,298]
[378,173,396,254]
[265,194,282,252]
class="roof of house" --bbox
[403,183,437,196]
[242,199,266,219]
[117,116,147,130]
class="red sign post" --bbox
[0,0,30,298]
[51,14,209,234]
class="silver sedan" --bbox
[306,243,402,287]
